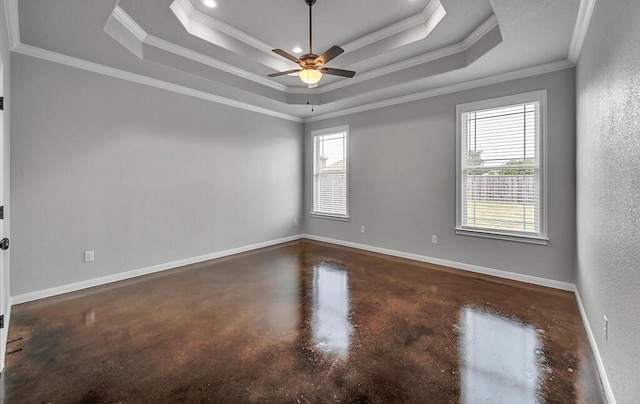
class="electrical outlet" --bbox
[84,250,95,263]
[294,218,298,226]
[603,316,608,341]
[360,226,365,234]
[431,235,438,244]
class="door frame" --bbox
[0,62,8,373]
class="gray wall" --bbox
[576,0,640,401]
[304,69,576,283]
[10,53,303,296]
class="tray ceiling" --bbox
[11,0,582,121]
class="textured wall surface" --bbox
[576,0,640,402]
[304,69,577,283]
[10,53,303,296]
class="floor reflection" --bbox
[311,264,353,357]
[460,307,542,404]
[4,243,604,402]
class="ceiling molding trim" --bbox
[303,59,574,123]
[110,6,287,92]
[291,14,499,95]
[342,0,444,52]
[4,0,19,49]
[422,0,444,19]
[171,0,275,57]
[13,43,303,123]
[462,14,498,48]
[145,35,288,91]
[310,42,465,93]
[171,0,447,75]
[110,3,495,97]
[112,4,147,42]
[568,0,597,63]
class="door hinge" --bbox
[0,97,4,111]
[0,206,3,219]
[0,315,4,329]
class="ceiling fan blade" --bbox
[320,67,356,78]
[268,69,303,77]
[316,46,344,65]
[272,49,302,65]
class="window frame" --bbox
[311,125,350,221]
[455,90,548,245]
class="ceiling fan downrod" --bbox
[306,0,316,55]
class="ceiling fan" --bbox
[268,0,356,88]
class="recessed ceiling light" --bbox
[202,0,218,9]
[292,46,303,54]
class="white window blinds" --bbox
[313,127,348,218]
[458,93,545,240]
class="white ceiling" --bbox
[11,0,582,121]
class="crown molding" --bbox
[145,35,288,92]
[293,13,500,95]
[2,0,495,101]
[4,0,583,122]
[301,42,466,94]
[343,0,444,52]
[568,0,597,63]
[342,13,424,52]
[110,5,287,92]
[173,0,445,57]
[12,43,303,123]
[113,2,494,97]
[10,41,573,126]
[111,1,497,96]
[463,14,498,48]
[170,0,278,59]
[171,0,449,87]
[112,4,147,42]
[303,59,574,123]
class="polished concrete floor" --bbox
[2,240,604,403]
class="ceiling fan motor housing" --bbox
[267,0,356,82]
[300,54,322,67]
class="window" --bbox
[456,91,547,244]
[312,125,349,220]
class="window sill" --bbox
[310,212,350,222]
[455,227,548,245]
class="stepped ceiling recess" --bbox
[10,0,584,121]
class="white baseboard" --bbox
[11,235,302,305]
[302,234,575,291]
[11,233,574,306]
[574,286,616,404]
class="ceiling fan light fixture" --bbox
[268,0,355,85]
[299,68,322,85]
